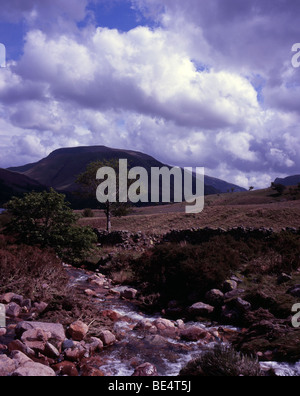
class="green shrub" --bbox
[180,344,262,377]
[5,189,97,263]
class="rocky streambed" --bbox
[67,266,239,376]
[1,264,300,376]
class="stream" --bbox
[67,266,300,377]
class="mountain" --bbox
[9,146,245,207]
[0,168,46,206]
[274,175,300,187]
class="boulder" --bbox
[84,289,97,297]
[16,322,65,351]
[132,362,158,377]
[134,319,157,334]
[99,330,116,346]
[6,302,21,318]
[153,318,177,336]
[44,342,60,359]
[144,334,170,347]
[180,326,209,342]
[223,280,238,293]
[8,340,35,358]
[205,289,224,307]
[188,302,214,317]
[0,355,16,376]
[120,288,138,300]
[21,328,51,354]
[12,361,56,377]
[0,293,23,305]
[232,297,252,313]
[10,351,32,367]
[52,361,79,377]
[85,337,103,353]
[64,343,86,362]
[1,350,56,377]
[101,310,123,322]
[33,302,48,314]
[68,320,89,341]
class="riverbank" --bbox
[2,227,300,376]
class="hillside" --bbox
[8,146,245,205]
[0,168,46,206]
[79,186,300,234]
[274,175,300,187]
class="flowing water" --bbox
[67,266,300,376]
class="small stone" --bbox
[180,326,208,342]
[52,361,79,377]
[33,302,48,314]
[223,280,238,293]
[44,342,60,359]
[84,289,97,297]
[132,363,158,377]
[6,302,21,318]
[0,328,7,337]
[277,273,292,285]
[68,321,89,342]
[188,302,214,317]
[120,288,138,300]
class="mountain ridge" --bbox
[274,175,300,187]
[8,146,246,208]
[0,168,46,206]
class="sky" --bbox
[0,0,300,189]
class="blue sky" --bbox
[87,0,153,32]
[0,0,300,189]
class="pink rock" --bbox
[6,302,21,318]
[180,326,209,342]
[68,320,89,341]
[99,330,116,346]
[132,363,158,377]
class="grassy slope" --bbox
[78,187,300,234]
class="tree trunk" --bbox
[106,202,111,233]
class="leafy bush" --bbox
[0,236,68,301]
[131,236,240,304]
[5,189,97,263]
[180,344,262,377]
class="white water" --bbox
[69,267,300,377]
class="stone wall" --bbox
[94,226,300,250]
